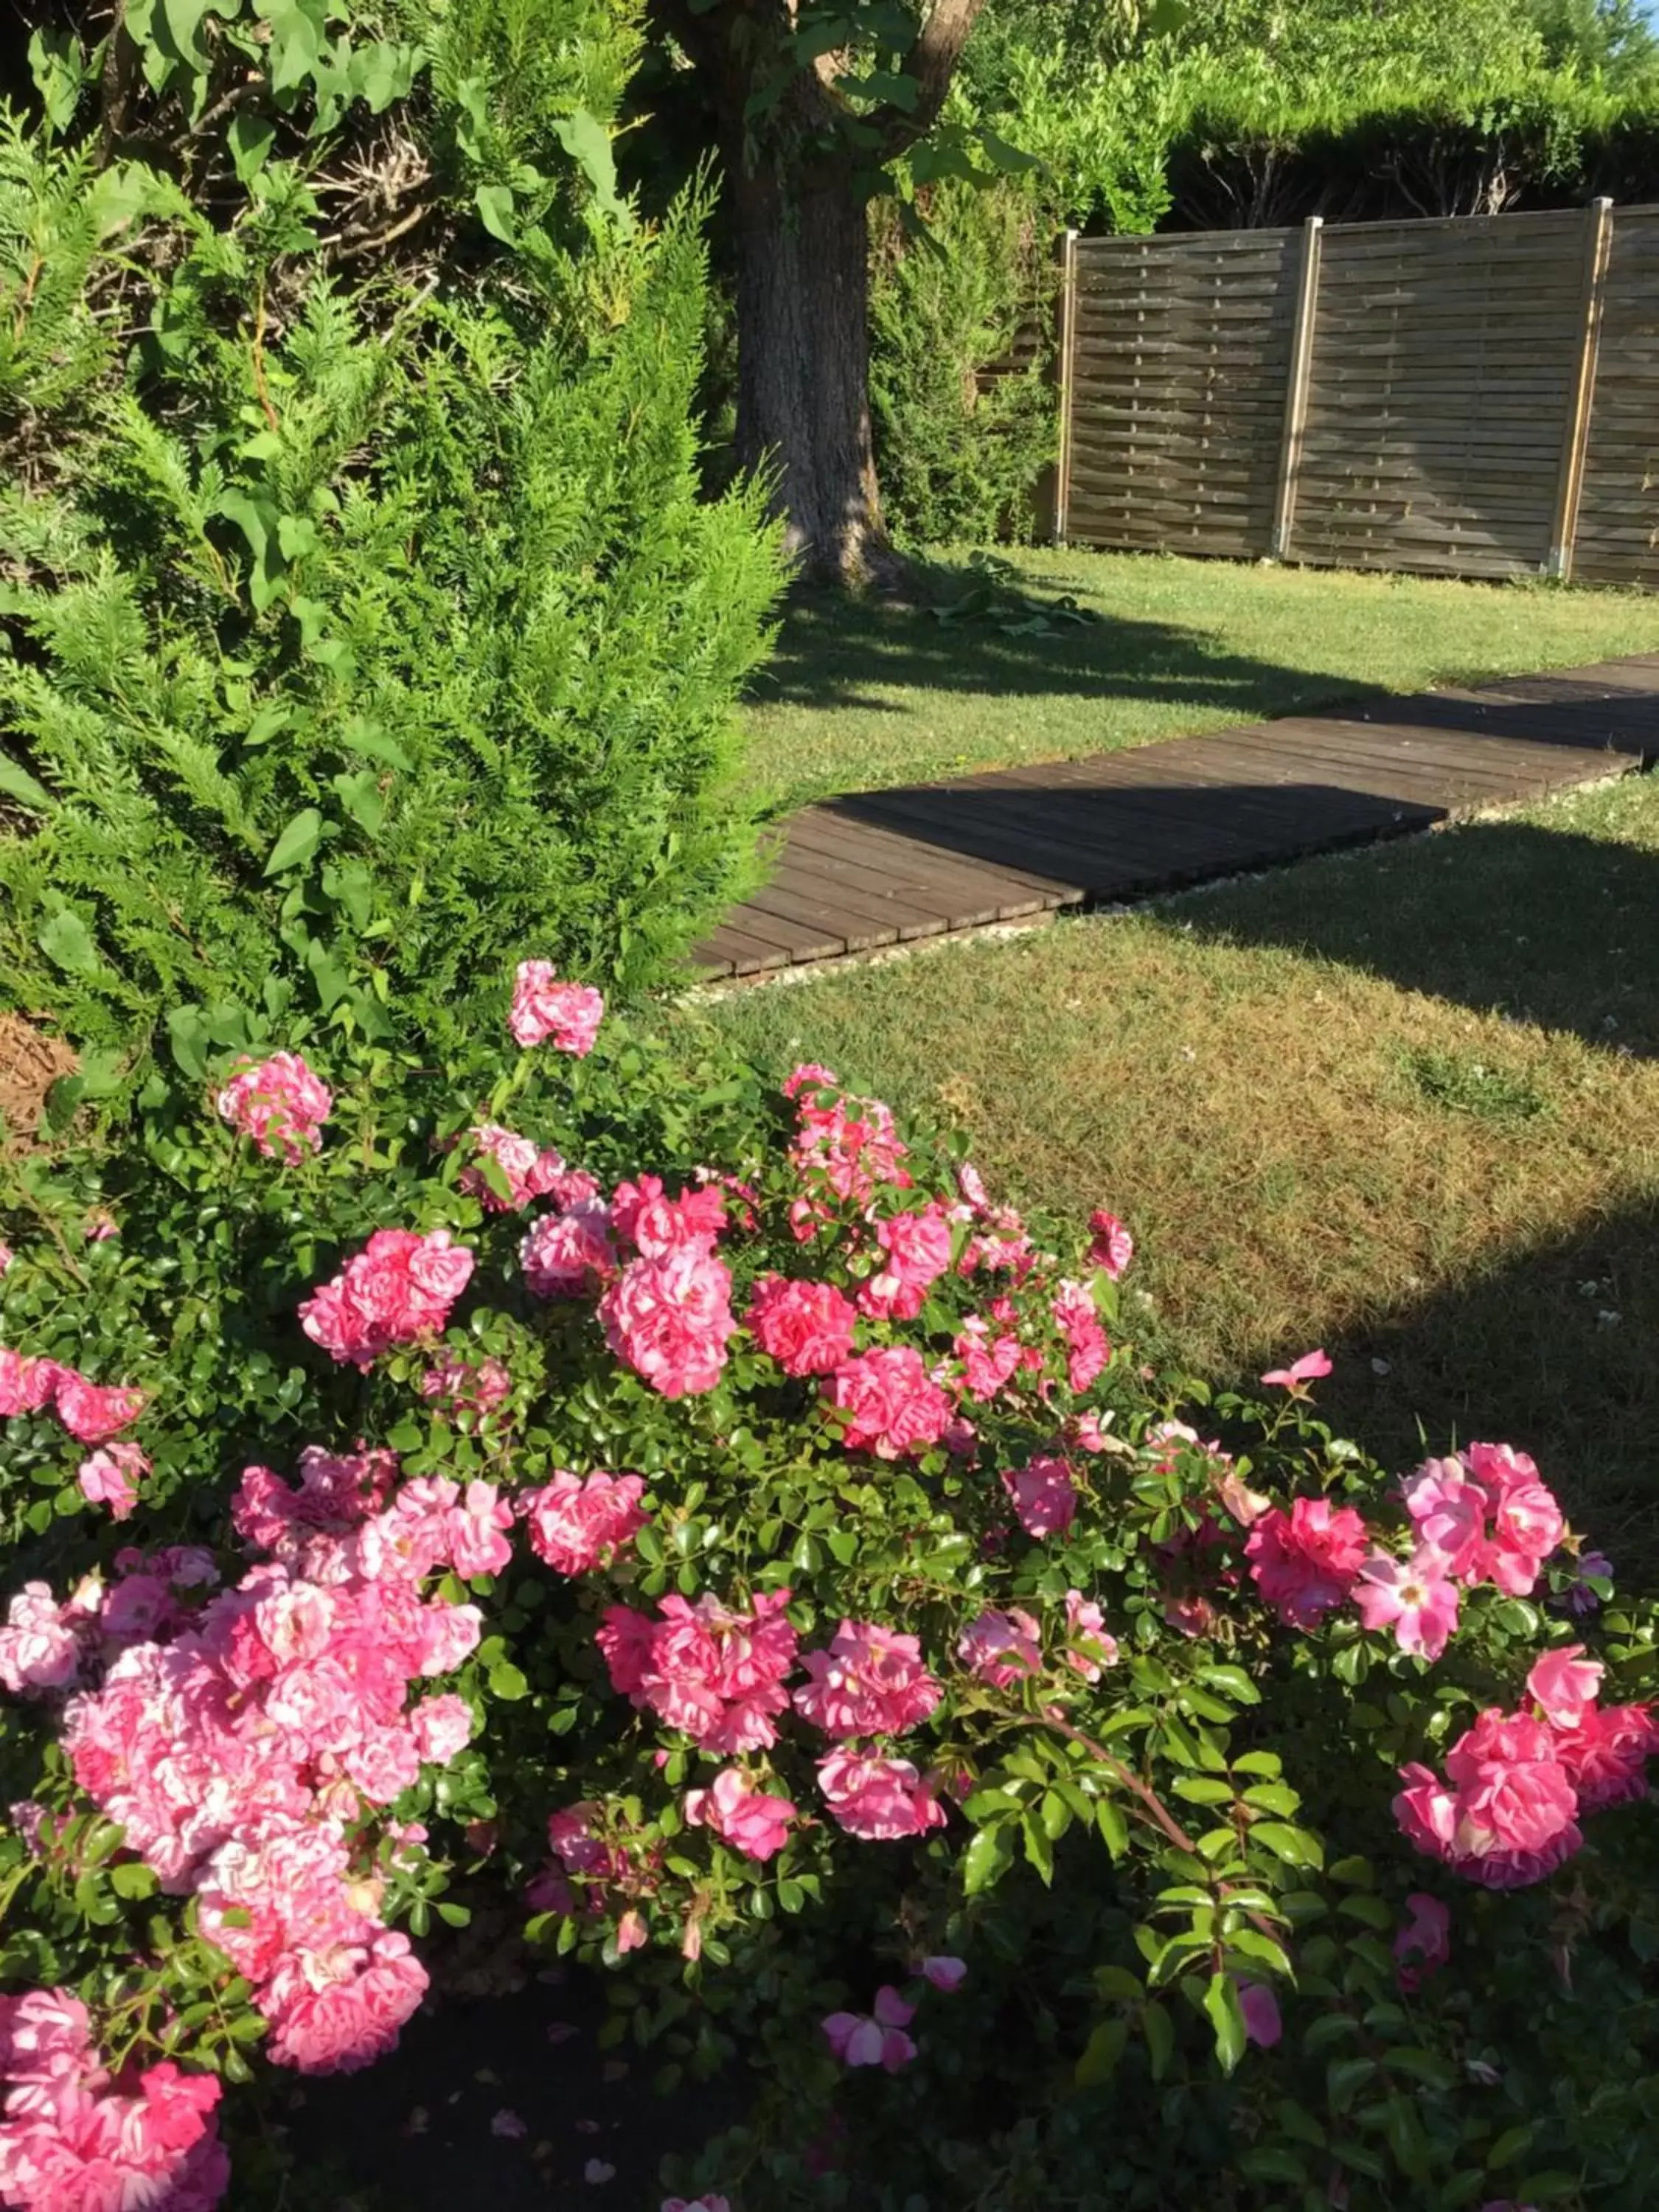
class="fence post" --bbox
[1547,196,1615,580]
[1051,229,1079,545]
[1270,215,1323,563]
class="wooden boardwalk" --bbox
[695,654,1659,980]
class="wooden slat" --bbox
[695,656,1659,977]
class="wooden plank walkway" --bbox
[695,653,1659,979]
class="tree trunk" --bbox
[728,153,905,592]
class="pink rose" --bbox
[1001,1455,1078,1541]
[921,1955,967,1992]
[1402,1458,1489,1582]
[1245,1497,1368,1630]
[0,1584,83,1695]
[1526,1644,1604,1728]
[816,1753,947,1842]
[508,961,604,1054]
[0,1352,58,1418]
[51,1369,145,1446]
[1050,1281,1109,1394]
[827,1348,952,1461]
[458,1124,568,1212]
[262,1929,428,2074]
[957,1607,1042,1688]
[683,1767,797,1861]
[1062,1590,1119,1680]
[822,1985,917,2072]
[1352,1545,1459,1660]
[1551,1701,1659,1812]
[611,1176,726,1260]
[522,1470,648,1576]
[1393,1891,1450,1990]
[794,1621,942,1739]
[857,1206,953,1322]
[1259,1349,1332,1390]
[1236,1978,1281,2048]
[599,1247,737,1399]
[409,1694,474,1767]
[299,1229,473,1368]
[445,1480,513,1579]
[746,1276,858,1377]
[1087,1208,1133,1280]
[520,1200,618,1298]
[77,1441,150,1523]
[1396,1708,1583,1889]
[215,1051,332,1164]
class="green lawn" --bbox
[742,548,1659,808]
[685,771,1659,1572]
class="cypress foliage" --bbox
[0,4,782,1112]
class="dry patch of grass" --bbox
[688,774,1659,1566]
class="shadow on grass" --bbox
[1177,810,1659,1059]
[749,558,1375,721]
[1304,1189,1659,1581]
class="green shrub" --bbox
[869,173,1058,549]
[0,6,782,1113]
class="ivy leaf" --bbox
[227,109,275,184]
[27,29,84,133]
[217,489,285,611]
[0,748,55,818]
[266,0,329,94]
[166,1004,212,1080]
[1203,1970,1247,2074]
[474,184,518,245]
[160,0,217,71]
[551,110,631,229]
[242,704,290,748]
[263,807,324,877]
[343,720,412,773]
[38,909,101,976]
[352,38,420,112]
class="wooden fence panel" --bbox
[1065,230,1298,557]
[1053,206,1659,589]
[1290,212,1587,580]
[1572,205,1659,589]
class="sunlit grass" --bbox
[686,773,1659,1568]
[742,548,1659,807]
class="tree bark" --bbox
[649,0,989,589]
[728,150,900,590]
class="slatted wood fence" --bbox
[1052,203,1659,587]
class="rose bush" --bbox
[0,972,1655,2208]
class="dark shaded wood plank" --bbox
[698,653,1659,983]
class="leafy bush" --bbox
[0,7,781,1110]
[0,987,1655,2209]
